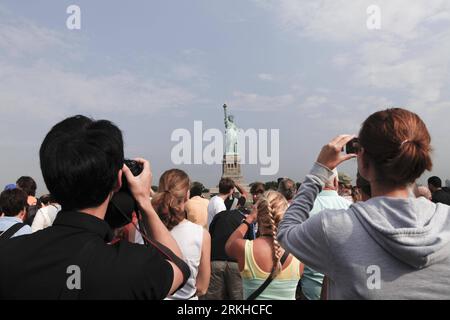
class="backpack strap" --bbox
[0,223,26,242]
[246,250,290,300]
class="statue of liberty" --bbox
[223,104,238,155]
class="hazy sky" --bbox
[1,0,450,194]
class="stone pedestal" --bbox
[208,155,249,196]
[222,153,248,186]
[222,154,242,179]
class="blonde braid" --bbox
[268,202,282,278]
[256,191,288,279]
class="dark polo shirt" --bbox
[432,189,450,206]
[0,211,173,299]
[209,209,255,262]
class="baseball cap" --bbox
[4,184,16,191]
[338,172,352,186]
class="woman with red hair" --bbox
[278,108,450,299]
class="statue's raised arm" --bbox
[223,104,229,128]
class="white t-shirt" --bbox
[31,204,61,232]
[207,195,226,227]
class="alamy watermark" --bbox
[66,265,81,290]
[66,5,81,30]
[366,265,381,290]
[367,5,381,30]
[171,121,279,176]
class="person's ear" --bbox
[114,169,123,193]
[18,208,26,221]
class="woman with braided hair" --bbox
[150,169,211,300]
[225,191,302,300]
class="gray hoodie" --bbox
[278,163,450,299]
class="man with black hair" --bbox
[0,188,32,238]
[16,176,37,206]
[205,194,254,300]
[0,115,188,299]
[428,176,450,205]
[16,176,40,225]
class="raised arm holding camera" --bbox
[278,108,450,299]
[0,115,189,299]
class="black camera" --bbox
[121,159,144,190]
[345,137,360,154]
[104,159,144,229]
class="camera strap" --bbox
[112,201,191,292]
[141,231,191,292]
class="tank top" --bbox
[166,219,203,300]
[241,240,301,300]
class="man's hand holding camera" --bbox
[122,157,153,207]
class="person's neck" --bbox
[14,214,25,221]
[219,193,229,200]
[370,181,410,198]
[323,187,337,191]
[77,196,110,220]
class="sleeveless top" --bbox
[166,220,203,300]
[241,240,301,300]
[31,204,61,232]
